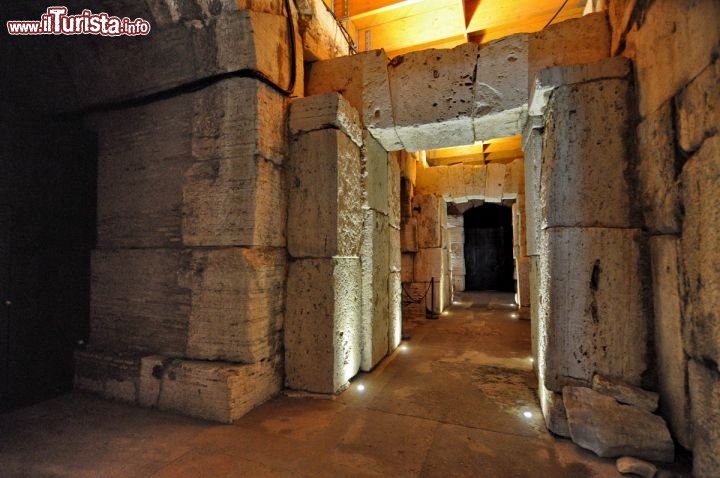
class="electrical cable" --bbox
[543,0,570,29]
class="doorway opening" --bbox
[463,203,515,292]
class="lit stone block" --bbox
[401,254,415,283]
[523,117,543,256]
[306,50,402,151]
[538,227,648,392]
[516,256,531,308]
[184,248,285,364]
[388,148,402,228]
[389,225,401,273]
[465,164,487,201]
[452,274,466,292]
[413,194,443,248]
[362,131,390,214]
[285,257,361,394]
[359,210,390,371]
[502,158,523,200]
[450,242,465,275]
[401,217,419,252]
[447,163,468,203]
[415,165,448,197]
[474,33,529,141]
[389,43,479,151]
[289,93,362,147]
[139,355,282,423]
[539,75,638,228]
[676,57,720,154]
[388,272,402,350]
[485,163,505,203]
[413,248,446,283]
[288,128,363,258]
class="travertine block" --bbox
[285,257,361,393]
[362,131,390,214]
[398,150,418,185]
[538,383,570,437]
[184,248,285,363]
[688,359,720,478]
[538,227,648,392]
[415,165,448,197]
[465,164,487,201]
[289,93,362,147]
[401,254,415,283]
[139,355,282,423]
[388,149,402,228]
[523,117,543,256]
[540,77,637,228]
[413,194,442,248]
[306,50,402,150]
[413,248,446,283]
[388,272,402,350]
[681,137,720,367]
[635,0,720,117]
[389,226,401,273]
[502,158,523,200]
[485,163,505,203]
[74,351,140,404]
[447,164,468,203]
[650,235,691,448]
[474,34,529,141]
[528,12,610,94]
[360,210,390,371]
[516,256,531,308]
[288,129,363,258]
[450,243,465,275]
[401,218,419,253]
[389,43,479,151]
[636,101,681,234]
[91,249,191,357]
[296,0,351,61]
[676,58,720,154]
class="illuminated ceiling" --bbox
[329,0,586,57]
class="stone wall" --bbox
[609,1,720,474]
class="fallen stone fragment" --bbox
[616,456,657,477]
[563,386,674,462]
[592,374,660,412]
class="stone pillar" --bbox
[448,215,465,292]
[285,93,364,393]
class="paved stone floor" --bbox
[0,292,691,477]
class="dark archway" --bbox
[463,203,514,292]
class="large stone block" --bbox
[450,242,465,275]
[400,217,419,253]
[413,194,443,248]
[389,226,401,273]
[465,164,487,201]
[306,50,402,151]
[389,43,479,151]
[452,274,465,292]
[288,129,363,258]
[285,257,361,394]
[184,248,286,364]
[139,355,282,423]
[676,58,720,154]
[502,158,523,200]
[296,0,351,61]
[538,382,570,437]
[538,227,648,392]
[388,148,401,228]
[413,248,446,284]
[474,34,529,141]
[688,359,720,478]
[635,0,720,118]
[289,93,362,147]
[485,163,505,203]
[681,136,720,366]
[649,235,691,448]
[90,249,192,357]
[636,101,682,234]
[523,117,543,256]
[362,131,390,214]
[540,77,637,229]
[401,254,415,283]
[528,12,610,94]
[516,256,531,308]
[415,165,448,197]
[388,271,402,350]
[360,210,390,371]
[74,351,141,404]
[447,164,468,203]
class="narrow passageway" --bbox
[0,292,620,477]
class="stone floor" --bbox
[0,291,690,477]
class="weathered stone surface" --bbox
[359,210,390,371]
[502,158,523,200]
[184,248,285,363]
[389,226,401,273]
[450,243,465,275]
[522,118,543,256]
[402,282,429,320]
[401,254,414,283]
[398,150,419,185]
[688,359,720,478]
[616,457,658,478]
[447,214,463,229]
[681,137,720,366]
[388,148,402,228]
[538,383,570,438]
[139,355,282,423]
[289,93,362,147]
[362,131,390,214]
[485,163,505,203]
[676,57,720,154]
[295,0,351,61]
[413,194,443,249]
[288,129,363,258]
[607,0,637,55]
[563,386,674,462]
[74,351,140,404]
[452,274,465,292]
[474,34,529,141]
[635,0,720,117]
[389,43,479,151]
[636,101,682,234]
[285,257,361,394]
[91,249,191,357]
[447,164,468,203]
[649,235,691,449]
[592,375,659,412]
[68,10,298,109]
[538,227,648,392]
[448,224,464,245]
[528,12,611,94]
[415,165,448,198]
[401,218,419,253]
[516,256,531,308]
[388,271,402,350]
[306,50,402,151]
[540,77,637,229]
[414,248,446,284]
